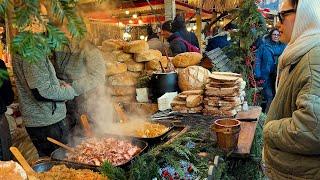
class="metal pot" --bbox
[150,72,179,102]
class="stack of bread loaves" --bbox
[102,39,168,103]
[170,90,204,113]
[102,39,137,103]
[203,72,246,117]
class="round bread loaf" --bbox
[178,66,211,91]
[106,62,127,76]
[108,71,138,86]
[124,40,149,53]
[172,52,202,68]
[101,39,125,52]
[102,51,117,62]
[134,49,162,62]
[116,51,133,62]
[145,56,168,70]
[0,161,27,180]
[109,85,136,96]
[125,61,144,72]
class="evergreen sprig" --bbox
[46,23,68,49]
[0,0,12,16]
[101,161,126,180]
[14,0,41,29]
[223,0,267,105]
[0,0,87,64]
[0,69,8,87]
[12,31,50,63]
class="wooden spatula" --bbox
[80,114,93,137]
[47,137,75,153]
[113,103,129,123]
[9,147,35,176]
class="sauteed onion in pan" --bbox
[134,122,169,138]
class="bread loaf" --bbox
[116,51,134,62]
[145,56,168,70]
[109,85,136,96]
[125,61,144,72]
[102,39,125,52]
[180,90,204,95]
[171,100,187,106]
[106,62,127,76]
[209,72,240,83]
[135,49,162,62]
[172,52,202,68]
[102,51,117,62]
[124,40,149,53]
[205,85,240,97]
[108,72,138,86]
[186,95,203,108]
[178,66,211,91]
[0,161,27,180]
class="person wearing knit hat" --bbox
[172,14,199,48]
[263,0,320,179]
[160,20,188,56]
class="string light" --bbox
[118,22,124,27]
[187,27,192,32]
[125,10,130,15]
[192,25,197,31]
[129,20,133,24]
[132,14,138,19]
[138,19,143,25]
[140,35,145,40]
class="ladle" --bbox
[159,61,165,73]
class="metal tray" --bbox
[32,159,99,173]
[50,135,148,170]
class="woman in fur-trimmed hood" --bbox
[263,0,320,179]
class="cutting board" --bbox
[232,121,258,157]
[232,106,262,157]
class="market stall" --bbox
[0,0,268,179]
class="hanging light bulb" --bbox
[129,20,133,24]
[138,19,143,25]
[125,10,130,15]
[132,14,138,19]
[118,22,124,27]
[140,35,145,40]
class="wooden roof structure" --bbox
[182,0,243,12]
[78,0,214,25]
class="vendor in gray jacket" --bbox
[13,55,78,157]
[52,38,106,130]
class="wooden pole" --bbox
[196,8,202,51]
[5,0,14,64]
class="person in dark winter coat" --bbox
[161,20,187,56]
[255,28,286,112]
[172,15,199,48]
[205,23,236,52]
[0,59,14,160]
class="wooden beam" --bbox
[196,8,202,51]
